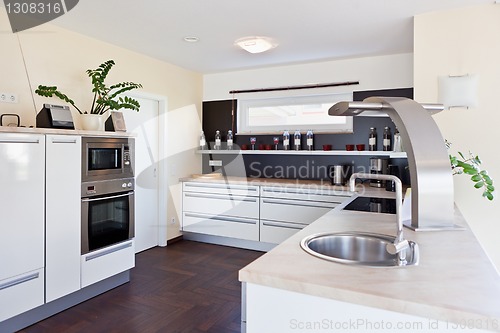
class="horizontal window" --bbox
[237,93,353,134]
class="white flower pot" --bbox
[80,114,104,131]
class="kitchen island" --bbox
[239,199,500,332]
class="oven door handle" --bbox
[82,191,134,202]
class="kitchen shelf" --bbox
[196,150,407,159]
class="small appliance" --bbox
[328,165,352,186]
[369,158,389,187]
[36,104,75,129]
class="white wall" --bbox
[203,53,414,101]
[414,4,500,270]
[0,7,203,241]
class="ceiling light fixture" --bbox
[234,36,277,54]
[183,36,199,43]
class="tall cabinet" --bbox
[45,135,81,302]
[0,133,45,322]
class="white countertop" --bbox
[239,204,500,330]
[0,126,135,137]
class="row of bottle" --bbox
[368,127,403,152]
[200,128,402,152]
[200,129,315,151]
[282,130,314,151]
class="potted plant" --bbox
[35,59,142,130]
[446,141,495,200]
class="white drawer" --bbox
[260,186,350,203]
[183,192,259,219]
[183,212,259,241]
[260,197,336,225]
[260,220,305,244]
[81,240,135,288]
[183,182,259,197]
[0,269,44,322]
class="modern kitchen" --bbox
[1,1,499,332]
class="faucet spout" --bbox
[349,172,408,263]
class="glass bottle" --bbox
[283,130,290,150]
[383,126,392,151]
[214,130,221,150]
[393,128,403,152]
[306,130,314,151]
[294,130,301,151]
[226,130,233,150]
[368,127,377,151]
[199,131,207,150]
[273,137,280,150]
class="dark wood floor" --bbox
[20,241,264,333]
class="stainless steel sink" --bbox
[300,232,419,267]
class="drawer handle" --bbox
[51,139,78,144]
[262,187,349,198]
[185,193,257,203]
[0,139,40,144]
[262,199,337,209]
[262,220,305,230]
[85,242,132,261]
[185,182,258,192]
[185,212,257,225]
[0,272,39,291]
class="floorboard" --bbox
[20,240,264,333]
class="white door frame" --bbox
[126,91,168,247]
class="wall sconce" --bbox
[438,74,479,109]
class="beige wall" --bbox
[0,7,203,241]
[204,53,414,101]
[414,4,500,270]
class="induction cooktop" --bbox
[343,197,396,214]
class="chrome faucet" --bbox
[349,172,409,265]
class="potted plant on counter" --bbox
[35,59,142,130]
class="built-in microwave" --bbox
[82,137,134,182]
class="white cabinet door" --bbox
[81,240,135,288]
[0,133,45,319]
[45,135,81,302]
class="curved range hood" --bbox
[329,97,459,231]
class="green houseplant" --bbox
[446,141,495,201]
[35,60,142,116]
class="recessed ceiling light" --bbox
[183,36,199,43]
[234,36,277,54]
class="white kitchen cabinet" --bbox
[45,135,81,302]
[0,133,45,320]
[81,240,135,288]
[260,186,350,244]
[182,182,260,241]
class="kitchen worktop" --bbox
[239,202,500,330]
[0,126,135,137]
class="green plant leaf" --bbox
[471,174,482,182]
[484,192,494,201]
[474,181,484,189]
[487,185,495,192]
[458,151,465,160]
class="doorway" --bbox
[123,93,168,252]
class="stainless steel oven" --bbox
[81,178,135,254]
[82,137,133,182]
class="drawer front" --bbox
[0,269,44,322]
[260,186,351,203]
[183,212,259,241]
[183,182,259,197]
[260,198,336,225]
[81,240,135,288]
[183,192,259,219]
[260,220,305,244]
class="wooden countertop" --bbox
[239,205,500,330]
[0,126,135,137]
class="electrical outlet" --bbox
[209,160,223,167]
[0,92,18,104]
[170,217,176,225]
